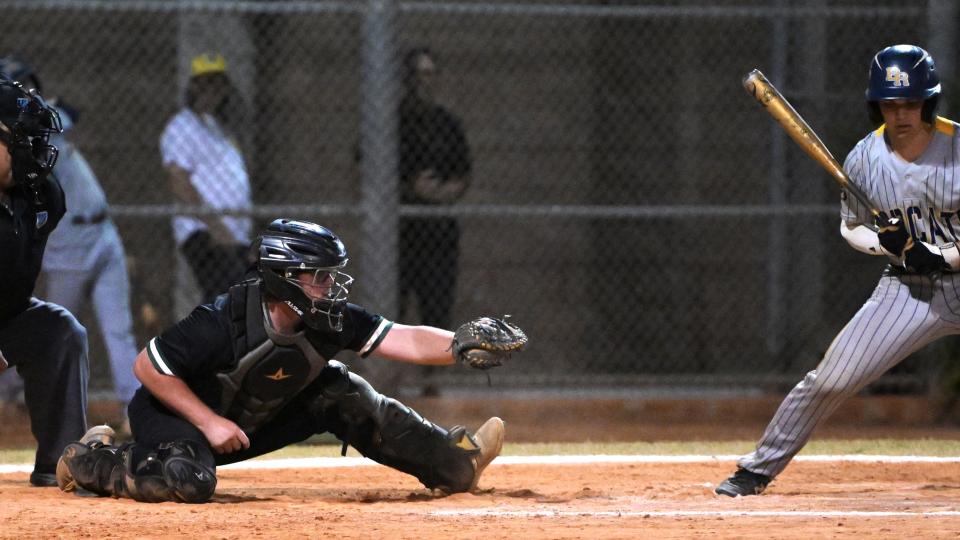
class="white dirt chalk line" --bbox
[3,454,960,474]
[429,509,960,518]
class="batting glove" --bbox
[876,217,912,261]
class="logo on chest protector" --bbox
[265,367,292,381]
[36,211,48,229]
[242,347,310,400]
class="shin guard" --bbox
[314,361,479,492]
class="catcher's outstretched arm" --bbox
[372,323,456,366]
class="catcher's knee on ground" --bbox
[313,360,497,493]
[59,438,216,503]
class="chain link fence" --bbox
[2,0,959,398]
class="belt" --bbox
[71,211,108,225]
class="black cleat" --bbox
[29,471,58,487]
[715,467,771,497]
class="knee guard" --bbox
[61,441,126,497]
[123,440,217,504]
[314,361,479,493]
[63,439,216,503]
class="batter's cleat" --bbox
[468,417,505,492]
[715,467,771,497]
[56,425,116,492]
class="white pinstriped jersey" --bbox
[737,118,960,480]
[842,117,960,245]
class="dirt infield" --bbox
[2,459,960,539]
[3,395,960,538]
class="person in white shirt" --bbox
[160,52,252,302]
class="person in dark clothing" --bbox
[399,47,472,395]
[56,219,504,503]
[0,75,88,486]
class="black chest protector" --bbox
[217,281,343,432]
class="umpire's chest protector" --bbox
[216,281,341,432]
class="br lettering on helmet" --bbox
[257,218,354,332]
[866,44,940,126]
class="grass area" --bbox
[5,439,958,465]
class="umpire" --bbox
[0,75,88,486]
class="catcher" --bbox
[55,218,527,503]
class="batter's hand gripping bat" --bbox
[743,69,883,222]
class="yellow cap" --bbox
[190,53,227,77]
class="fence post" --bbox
[765,0,789,359]
[359,0,400,318]
[928,0,956,117]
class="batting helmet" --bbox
[866,44,941,126]
[258,218,353,333]
[0,76,61,190]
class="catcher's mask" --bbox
[0,76,61,193]
[258,218,353,333]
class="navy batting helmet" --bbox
[866,44,940,126]
[258,219,353,332]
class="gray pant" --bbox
[0,299,88,473]
[739,270,959,478]
[43,235,140,404]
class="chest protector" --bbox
[217,281,341,432]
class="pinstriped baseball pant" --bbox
[739,269,960,478]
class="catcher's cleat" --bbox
[468,416,505,492]
[715,467,771,497]
[56,425,116,492]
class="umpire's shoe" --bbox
[55,425,116,492]
[28,471,58,487]
[468,417,505,492]
[715,467,771,497]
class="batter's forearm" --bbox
[840,221,884,255]
[842,220,960,271]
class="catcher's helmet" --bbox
[0,76,61,190]
[258,218,353,332]
[866,44,940,126]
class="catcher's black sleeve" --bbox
[146,304,233,378]
[340,304,392,357]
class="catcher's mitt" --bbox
[451,316,528,370]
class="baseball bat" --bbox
[742,69,882,221]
